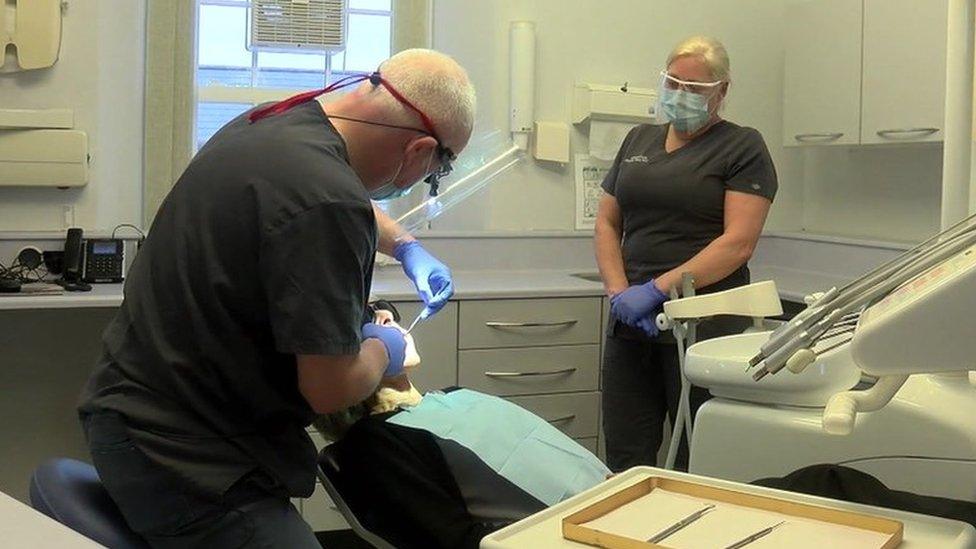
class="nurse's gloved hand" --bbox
[362,323,407,377]
[610,280,668,337]
[394,240,454,318]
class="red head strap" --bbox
[248,72,445,147]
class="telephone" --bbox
[59,228,124,289]
[83,238,125,283]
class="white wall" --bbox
[798,145,943,242]
[0,0,146,233]
[429,0,802,232]
[427,0,946,243]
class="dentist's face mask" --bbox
[369,148,437,202]
[369,181,413,201]
[657,70,724,134]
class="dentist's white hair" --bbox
[368,48,477,152]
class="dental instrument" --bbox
[405,311,424,334]
[749,212,976,381]
[722,521,786,549]
[646,504,715,543]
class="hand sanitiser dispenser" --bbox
[1,0,63,71]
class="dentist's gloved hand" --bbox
[394,240,454,318]
[610,279,668,337]
[362,323,407,377]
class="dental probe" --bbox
[722,521,786,549]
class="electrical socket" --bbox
[61,205,75,229]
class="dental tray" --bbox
[562,476,902,549]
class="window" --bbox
[195,0,392,150]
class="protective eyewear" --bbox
[659,70,724,96]
[249,71,455,196]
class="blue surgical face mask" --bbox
[659,87,712,134]
[369,182,412,201]
[369,149,435,202]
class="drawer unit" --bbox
[507,391,600,438]
[575,437,598,455]
[391,301,458,391]
[459,297,601,349]
[458,345,600,396]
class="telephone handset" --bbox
[60,227,92,292]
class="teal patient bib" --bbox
[387,389,610,506]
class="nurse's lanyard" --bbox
[248,71,455,195]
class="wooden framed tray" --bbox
[562,476,903,549]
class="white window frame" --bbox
[195,0,392,121]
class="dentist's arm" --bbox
[373,205,454,316]
[373,204,413,255]
[297,323,406,414]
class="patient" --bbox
[313,301,611,549]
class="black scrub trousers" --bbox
[600,121,778,472]
[78,101,377,547]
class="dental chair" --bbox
[676,214,976,503]
[316,446,396,549]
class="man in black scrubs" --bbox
[77,49,475,547]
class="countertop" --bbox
[0,491,104,547]
[0,266,854,312]
[0,269,608,311]
[481,466,976,548]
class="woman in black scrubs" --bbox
[595,36,778,471]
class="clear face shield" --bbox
[393,130,524,234]
[656,70,726,133]
[658,70,725,97]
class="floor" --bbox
[316,530,374,548]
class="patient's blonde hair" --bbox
[667,36,731,82]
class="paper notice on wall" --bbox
[575,153,611,230]
[588,120,636,161]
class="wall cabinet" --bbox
[783,0,862,146]
[860,0,947,145]
[783,0,947,147]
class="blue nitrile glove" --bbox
[394,240,454,318]
[610,279,668,337]
[362,323,407,377]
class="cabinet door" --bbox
[391,301,458,392]
[783,0,862,147]
[861,0,947,144]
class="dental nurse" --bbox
[595,36,778,471]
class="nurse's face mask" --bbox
[248,71,456,200]
[657,70,725,134]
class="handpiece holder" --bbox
[655,280,783,331]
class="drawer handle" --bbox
[484,367,578,378]
[485,320,579,329]
[794,132,843,142]
[876,127,940,139]
[546,414,577,424]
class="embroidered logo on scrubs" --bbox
[623,155,649,164]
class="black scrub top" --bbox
[602,121,777,293]
[78,100,377,499]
